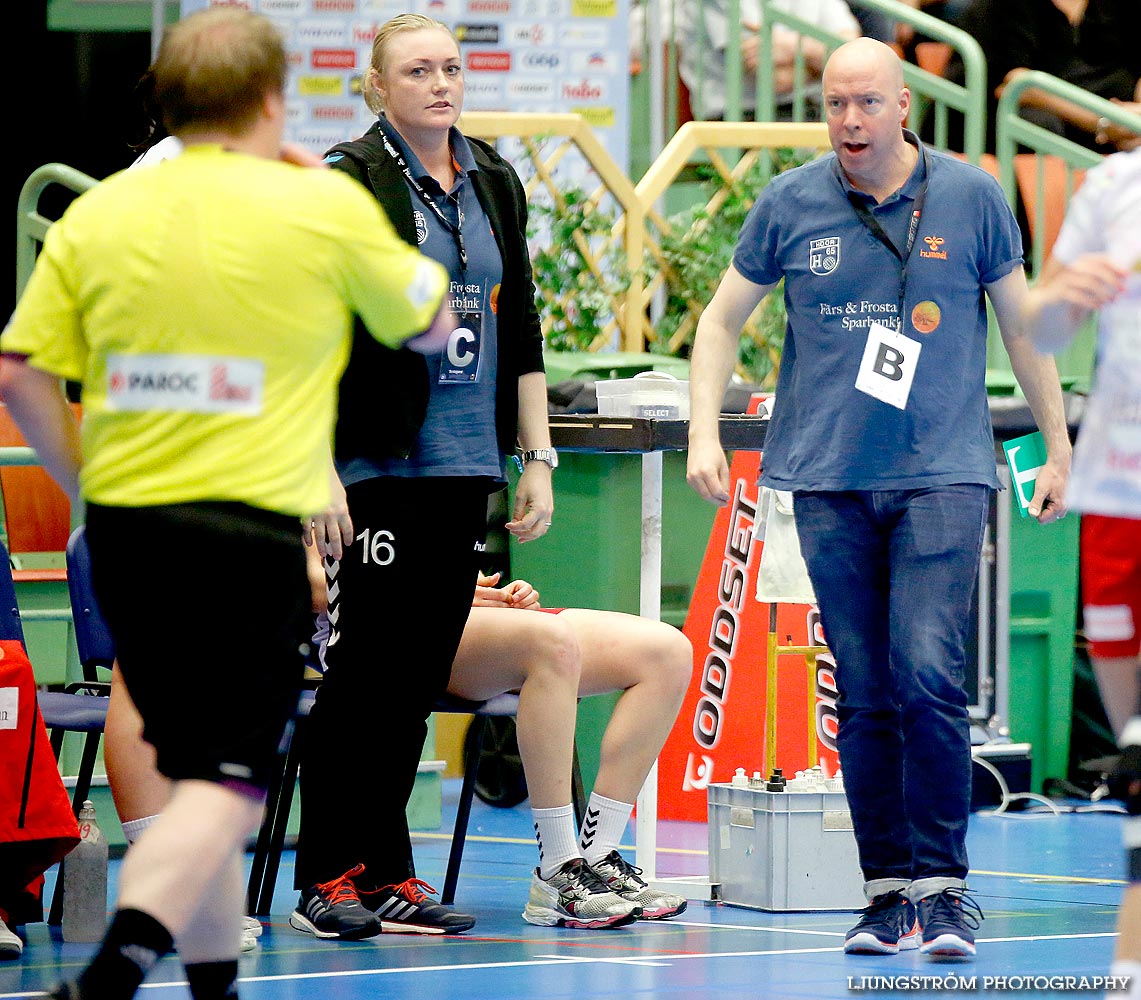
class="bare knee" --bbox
[530,619,582,688]
[654,626,694,702]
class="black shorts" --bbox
[85,501,310,791]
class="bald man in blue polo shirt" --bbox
[687,37,1072,959]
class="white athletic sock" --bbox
[120,813,160,845]
[578,793,634,865]
[532,804,580,880]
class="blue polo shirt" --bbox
[340,117,504,486]
[734,133,1022,491]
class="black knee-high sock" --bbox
[76,908,173,999]
[185,959,240,999]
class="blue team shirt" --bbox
[734,132,1022,491]
[341,117,504,486]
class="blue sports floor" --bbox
[0,781,1128,1000]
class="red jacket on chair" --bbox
[0,639,80,924]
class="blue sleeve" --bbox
[976,171,1024,285]
[732,181,785,287]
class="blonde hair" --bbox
[362,14,458,115]
[154,8,287,133]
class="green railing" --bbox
[760,0,985,160]
[987,70,1141,388]
[16,163,98,301]
[630,0,986,167]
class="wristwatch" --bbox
[520,447,559,469]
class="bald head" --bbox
[821,37,913,200]
[823,37,905,94]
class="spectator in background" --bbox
[672,0,860,121]
[1023,144,1141,998]
[937,0,1141,153]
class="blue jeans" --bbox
[793,485,991,884]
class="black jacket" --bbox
[325,121,545,465]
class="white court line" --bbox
[0,930,1117,997]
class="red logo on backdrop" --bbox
[312,49,356,70]
[657,396,841,821]
[468,52,511,72]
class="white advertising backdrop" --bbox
[178,0,630,173]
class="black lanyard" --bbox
[838,144,930,317]
[380,132,468,273]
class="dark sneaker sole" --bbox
[289,910,383,941]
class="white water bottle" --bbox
[62,800,108,943]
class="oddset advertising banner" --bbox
[656,396,842,822]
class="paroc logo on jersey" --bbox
[312,49,355,70]
[467,51,511,72]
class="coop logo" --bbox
[296,20,348,46]
[455,23,500,44]
[312,49,355,69]
[312,0,355,12]
[521,50,564,72]
[467,51,511,72]
[508,79,556,101]
[920,234,948,259]
[106,355,264,415]
[311,104,357,121]
[468,0,510,12]
[809,236,840,275]
[561,79,604,101]
[259,0,304,14]
[508,21,554,45]
[298,75,344,97]
[682,753,715,791]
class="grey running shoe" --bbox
[590,850,688,919]
[522,857,641,929]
